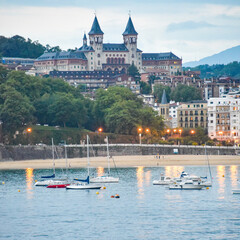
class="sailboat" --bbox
[66,135,102,190]
[90,136,119,183]
[35,138,69,187]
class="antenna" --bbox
[94,10,97,16]
[128,10,131,17]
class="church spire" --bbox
[161,89,168,104]
[83,32,87,46]
[88,16,104,35]
[123,16,138,36]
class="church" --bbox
[34,16,182,76]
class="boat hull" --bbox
[153,180,172,185]
[66,184,101,190]
[232,189,240,194]
[47,184,70,188]
[90,177,119,183]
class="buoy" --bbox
[111,195,115,198]
[35,180,37,182]
[103,186,106,189]
[206,187,209,190]
[222,175,225,177]
[115,194,120,199]
[2,181,5,185]
[96,192,99,195]
[18,189,20,192]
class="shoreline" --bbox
[0,155,239,170]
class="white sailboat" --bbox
[66,135,102,190]
[35,138,68,187]
[90,136,119,183]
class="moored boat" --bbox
[169,179,204,190]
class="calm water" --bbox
[0,165,240,240]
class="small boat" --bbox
[153,174,173,185]
[66,135,102,190]
[232,189,240,194]
[90,136,119,183]
[47,183,70,188]
[169,180,204,190]
[35,178,68,186]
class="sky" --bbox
[0,0,240,63]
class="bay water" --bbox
[0,165,240,239]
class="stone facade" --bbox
[177,100,208,129]
[34,16,181,76]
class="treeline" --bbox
[0,35,61,59]
[0,66,164,137]
[153,84,202,103]
[183,61,240,79]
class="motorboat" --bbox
[153,174,173,185]
[232,189,240,194]
[169,179,204,190]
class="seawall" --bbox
[0,144,238,161]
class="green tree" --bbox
[127,63,140,82]
[0,88,35,132]
[154,84,171,103]
[170,84,202,102]
[140,81,152,94]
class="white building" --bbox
[208,97,240,143]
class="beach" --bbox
[0,155,239,169]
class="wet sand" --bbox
[0,155,239,170]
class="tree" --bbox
[170,84,202,102]
[127,63,140,82]
[0,88,35,132]
[154,84,171,103]
[140,81,152,94]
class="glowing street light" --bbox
[27,128,32,133]
[173,129,177,134]
[138,127,143,145]
[190,130,195,135]
[179,129,182,136]
[145,128,150,133]
[166,129,171,134]
[98,127,103,133]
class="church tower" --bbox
[159,89,170,126]
[88,16,104,70]
[123,16,141,70]
[83,33,87,46]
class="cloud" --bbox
[166,21,216,32]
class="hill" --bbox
[0,35,61,59]
[184,45,240,67]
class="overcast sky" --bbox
[0,0,240,62]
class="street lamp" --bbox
[27,128,32,133]
[145,128,150,133]
[179,129,182,137]
[98,127,103,133]
[138,127,142,145]
[173,129,177,134]
[190,130,195,135]
[166,129,171,134]
[218,131,223,141]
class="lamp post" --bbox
[138,127,142,145]
[27,127,32,145]
[179,129,182,137]
[0,121,2,144]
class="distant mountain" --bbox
[183,45,240,67]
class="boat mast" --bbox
[87,135,90,177]
[64,141,68,177]
[52,138,55,175]
[106,136,110,176]
[205,144,212,182]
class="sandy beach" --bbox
[0,155,239,170]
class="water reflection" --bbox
[230,165,238,188]
[25,168,34,199]
[165,166,184,178]
[217,166,225,197]
[136,166,144,198]
[145,170,151,186]
[97,167,104,176]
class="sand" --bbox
[0,155,239,170]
